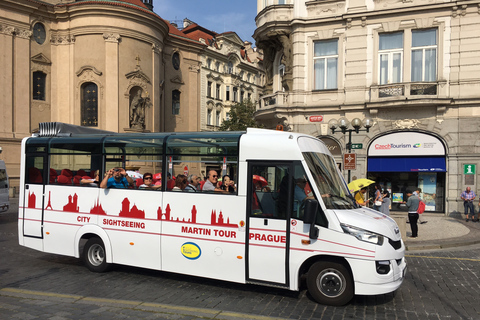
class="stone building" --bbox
[253,0,480,214]
[0,0,264,189]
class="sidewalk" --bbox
[391,211,480,251]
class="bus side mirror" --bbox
[303,199,319,239]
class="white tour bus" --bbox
[18,122,406,305]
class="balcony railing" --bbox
[372,82,439,100]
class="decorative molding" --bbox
[2,26,15,36]
[125,66,151,84]
[31,53,52,65]
[152,43,162,54]
[76,65,103,77]
[103,33,121,43]
[170,75,184,84]
[189,64,200,73]
[50,33,75,45]
[393,119,420,129]
[17,28,33,39]
[436,106,447,124]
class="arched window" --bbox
[33,71,46,101]
[81,82,98,126]
[172,90,180,115]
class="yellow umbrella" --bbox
[347,179,375,193]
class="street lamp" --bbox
[328,117,373,182]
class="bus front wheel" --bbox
[83,238,111,273]
[307,261,353,306]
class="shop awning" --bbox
[368,157,446,172]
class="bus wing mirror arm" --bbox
[303,199,319,239]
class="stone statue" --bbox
[129,88,151,130]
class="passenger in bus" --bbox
[80,170,100,187]
[220,175,236,193]
[185,174,200,192]
[203,170,222,192]
[138,173,161,190]
[294,178,315,213]
[172,174,188,191]
[100,167,134,189]
[166,172,175,191]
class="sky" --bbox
[152,0,258,45]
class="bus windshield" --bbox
[303,151,356,210]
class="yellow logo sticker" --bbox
[181,242,201,260]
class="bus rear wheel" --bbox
[83,238,111,273]
[307,261,353,306]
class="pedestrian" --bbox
[380,191,391,216]
[460,186,476,222]
[373,183,382,211]
[405,189,420,238]
[355,187,370,207]
[414,187,427,224]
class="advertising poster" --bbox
[392,193,403,203]
[418,173,436,211]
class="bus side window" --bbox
[250,165,289,219]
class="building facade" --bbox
[179,20,264,131]
[0,0,263,189]
[253,0,480,214]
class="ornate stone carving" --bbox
[17,29,33,39]
[50,34,75,45]
[188,64,200,73]
[2,26,15,36]
[152,43,162,53]
[103,33,121,43]
[393,119,420,129]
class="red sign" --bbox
[309,115,323,122]
[343,153,356,170]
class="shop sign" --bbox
[464,164,476,175]
[344,153,356,170]
[368,132,445,156]
[319,137,341,155]
[309,115,323,122]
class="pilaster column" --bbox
[104,33,121,132]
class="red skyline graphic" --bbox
[119,198,145,219]
[63,194,79,212]
[28,191,36,209]
[24,191,237,226]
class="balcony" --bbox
[258,92,288,109]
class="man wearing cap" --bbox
[405,189,420,238]
[460,186,476,222]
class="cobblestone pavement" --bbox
[1,200,480,319]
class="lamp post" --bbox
[328,117,373,183]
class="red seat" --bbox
[61,169,73,178]
[136,179,144,189]
[49,168,58,184]
[57,175,71,185]
[73,175,82,185]
[76,169,87,177]
[28,167,43,184]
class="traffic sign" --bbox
[351,143,363,149]
[343,153,356,170]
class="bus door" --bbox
[23,154,47,238]
[246,162,292,286]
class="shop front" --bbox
[367,131,446,213]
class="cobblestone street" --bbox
[1,201,480,319]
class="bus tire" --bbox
[83,237,111,273]
[307,261,353,306]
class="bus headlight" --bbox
[340,224,384,245]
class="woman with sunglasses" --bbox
[138,172,161,190]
